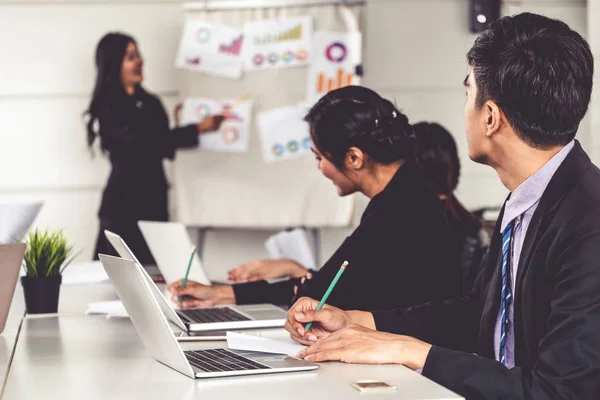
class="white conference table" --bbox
[2,282,463,400]
[0,317,22,392]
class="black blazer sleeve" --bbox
[372,286,481,352]
[420,230,600,399]
[98,101,198,160]
[233,278,299,306]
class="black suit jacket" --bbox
[98,87,198,221]
[373,141,600,399]
[233,161,461,311]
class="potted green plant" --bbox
[21,229,74,314]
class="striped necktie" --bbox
[499,220,514,365]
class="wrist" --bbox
[215,285,236,304]
[401,339,432,370]
[347,310,376,329]
[288,261,309,278]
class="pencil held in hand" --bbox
[304,261,348,331]
[178,246,196,303]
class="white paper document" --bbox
[257,103,312,163]
[226,331,306,357]
[181,97,252,153]
[265,229,316,270]
[175,20,244,79]
[85,300,128,318]
[0,202,42,244]
[243,16,312,71]
[62,261,110,285]
[306,31,362,103]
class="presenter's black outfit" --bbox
[93,87,198,265]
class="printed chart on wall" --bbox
[243,16,312,71]
[181,98,252,152]
[175,20,244,79]
[306,32,362,103]
[258,103,312,163]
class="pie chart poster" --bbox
[306,32,362,104]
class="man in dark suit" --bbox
[283,13,600,399]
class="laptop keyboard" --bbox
[179,307,251,323]
[185,349,272,373]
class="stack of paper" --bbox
[85,300,128,318]
[226,331,306,357]
[265,228,316,270]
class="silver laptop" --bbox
[98,254,318,379]
[104,230,287,332]
[0,243,26,333]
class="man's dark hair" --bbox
[467,12,593,149]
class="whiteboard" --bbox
[174,3,364,228]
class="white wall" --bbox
[0,0,590,275]
[363,0,589,211]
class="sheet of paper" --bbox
[175,20,244,79]
[62,260,110,285]
[257,103,312,163]
[181,97,252,153]
[306,31,362,104]
[0,202,42,244]
[85,300,128,318]
[226,331,306,357]
[265,229,316,270]
[243,16,312,71]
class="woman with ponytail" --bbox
[414,122,488,293]
[168,86,461,311]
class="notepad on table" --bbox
[226,331,306,357]
[85,300,128,318]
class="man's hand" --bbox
[298,325,432,370]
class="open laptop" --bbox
[104,230,287,332]
[0,243,26,333]
[98,254,318,379]
[137,221,213,284]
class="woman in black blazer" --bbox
[168,86,461,311]
[227,122,489,295]
[85,33,224,264]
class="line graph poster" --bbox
[181,97,253,152]
[258,104,312,163]
[243,17,312,71]
[306,32,362,103]
[175,20,244,79]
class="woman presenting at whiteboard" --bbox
[85,32,224,264]
[169,86,461,311]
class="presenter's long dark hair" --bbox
[84,32,136,150]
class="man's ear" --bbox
[345,147,365,170]
[485,100,502,137]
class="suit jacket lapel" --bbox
[515,141,587,290]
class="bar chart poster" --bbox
[306,32,362,103]
[243,16,312,71]
[175,20,245,79]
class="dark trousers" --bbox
[93,219,157,266]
